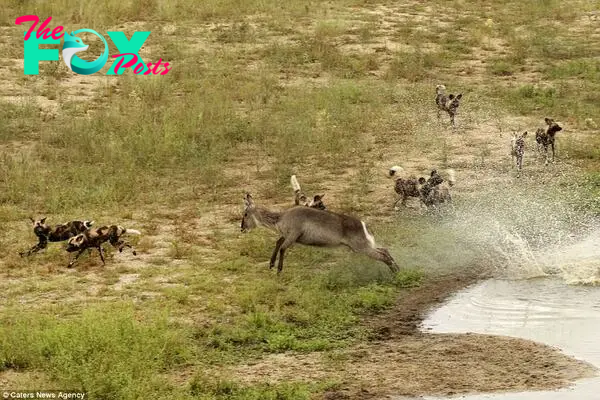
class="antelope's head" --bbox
[241,193,258,233]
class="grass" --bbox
[2,0,600,397]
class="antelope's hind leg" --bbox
[270,237,285,269]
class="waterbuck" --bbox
[240,194,399,274]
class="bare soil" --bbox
[225,273,597,399]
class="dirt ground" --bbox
[224,273,597,399]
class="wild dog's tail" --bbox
[84,220,94,229]
[388,165,403,178]
[446,169,456,186]
[117,226,141,235]
[291,175,301,193]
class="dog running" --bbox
[65,225,141,268]
[20,217,94,257]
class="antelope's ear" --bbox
[244,193,254,208]
[40,217,47,224]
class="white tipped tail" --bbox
[125,229,141,235]
[446,169,456,186]
[389,165,404,178]
[291,175,301,193]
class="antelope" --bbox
[20,217,94,257]
[535,118,563,164]
[290,175,326,210]
[240,194,399,274]
[65,225,141,268]
[511,131,528,176]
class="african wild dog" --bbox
[20,217,94,257]
[240,193,398,273]
[511,131,528,177]
[435,85,448,120]
[435,84,463,127]
[291,175,326,210]
[418,169,456,208]
[389,166,421,208]
[535,118,563,164]
[65,225,141,268]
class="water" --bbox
[417,278,600,400]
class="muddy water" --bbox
[418,278,600,399]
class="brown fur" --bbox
[65,225,140,268]
[20,218,93,257]
[240,194,398,274]
[393,176,421,208]
[435,85,463,127]
[511,131,528,176]
[535,117,563,164]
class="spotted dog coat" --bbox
[535,118,563,164]
[435,85,463,127]
[418,169,455,208]
[393,176,422,208]
[20,218,94,257]
[65,225,141,268]
[290,175,327,210]
[511,131,528,176]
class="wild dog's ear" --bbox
[244,193,254,209]
[430,169,437,176]
[456,94,463,100]
[418,177,426,184]
[522,131,528,137]
[448,94,455,100]
[545,117,553,125]
[40,217,47,224]
[29,217,35,223]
